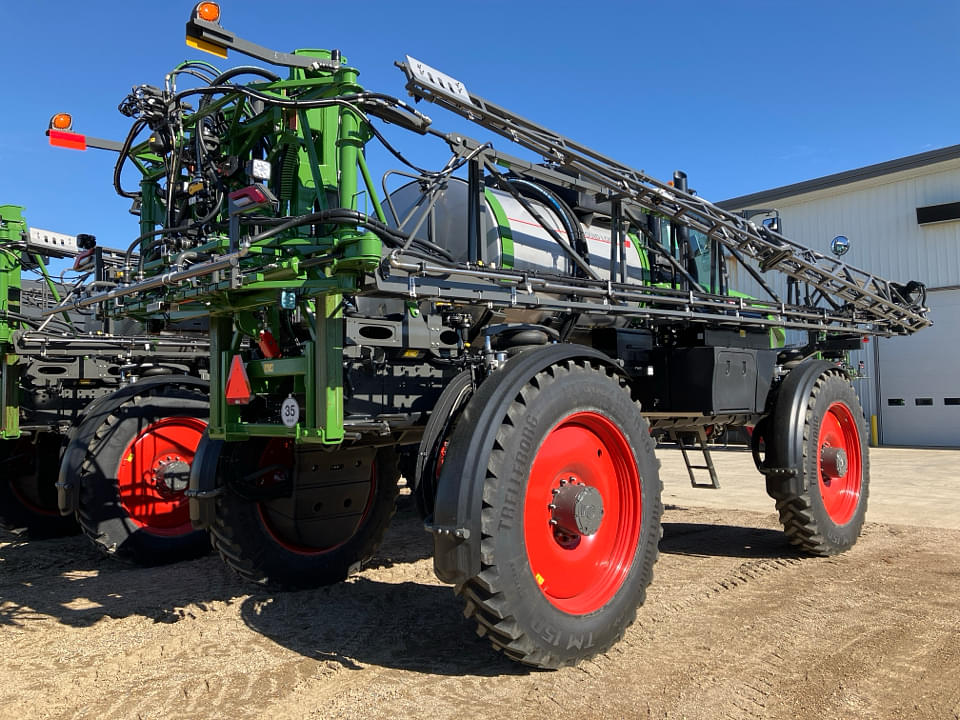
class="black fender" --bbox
[413,369,473,496]
[761,359,836,495]
[431,344,624,586]
[187,432,224,529]
[56,375,209,515]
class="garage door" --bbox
[877,288,960,447]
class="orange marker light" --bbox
[49,113,73,131]
[195,2,220,22]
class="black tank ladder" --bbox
[672,428,720,489]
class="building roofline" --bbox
[716,144,960,210]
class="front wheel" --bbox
[769,370,869,555]
[452,360,662,668]
[210,441,399,589]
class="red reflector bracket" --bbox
[229,185,268,209]
[72,248,95,271]
[257,330,281,359]
[225,354,253,405]
[47,129,87,151]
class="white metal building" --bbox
[718,146,960,448]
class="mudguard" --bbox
[56,375,209,515]
[186,433,224,529]
[762,359,836,494]
[430,344,622,586]
[413,369,473,494]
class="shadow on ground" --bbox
[0,500,521,676]
[1,496,807,675]
[241,498,528,677]
[239,576,529,677]
[0,530,248,628]
[660,520,804,559]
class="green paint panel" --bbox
[484,188,514,269]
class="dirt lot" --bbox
[2,472,959,720]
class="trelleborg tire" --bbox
[454,359,662,668]
[768,370,869,555]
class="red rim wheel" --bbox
[116,416,207,536]
[816,401,863,525]
[524,411,642,614]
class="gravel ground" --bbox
[2,489,958,720]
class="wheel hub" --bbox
[551,479,604,537]
[820,446,848,480]
[154,457,191,495]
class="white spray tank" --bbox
[387,178,650,283]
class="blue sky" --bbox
[2,1,959,256]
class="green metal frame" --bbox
[111,50,385,445]
[0,205,25,438]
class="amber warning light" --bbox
[194,2,221,22]
[187,2,228,58]
[47,113,86,151]
[50,113,72,130]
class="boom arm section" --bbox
[397,58,930,336]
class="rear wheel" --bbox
[211,441,399,589]
[453,360,662,668]
[769,370,869,555]
[0,432,78,538]
[75,385,210,565]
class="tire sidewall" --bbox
[486,366,660,661]
[803,374,870,550]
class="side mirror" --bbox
[830,235,850,257]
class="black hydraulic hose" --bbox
[246,209,455,262]
[169,62,221,82]
[123,222,199,269]
[485,162,598,280]
[2,311,72,331]
[191,68,281,224]
[113,118,148,199]
[175,84,438,176]
[208,66,281,86]
[383,247,459,268]
[507,178,586,258]
[168,68,220,86]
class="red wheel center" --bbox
[524,412,642,614]
[816,402,863,525]
[116,416,207,536]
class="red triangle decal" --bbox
[225,354,253,405]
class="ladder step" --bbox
[675,429,721,490]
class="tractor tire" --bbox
[453,359,662,668]
[768,370,869,555]
[74,385,211,565]
[0,432,78,538]
[211,442,399,590]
